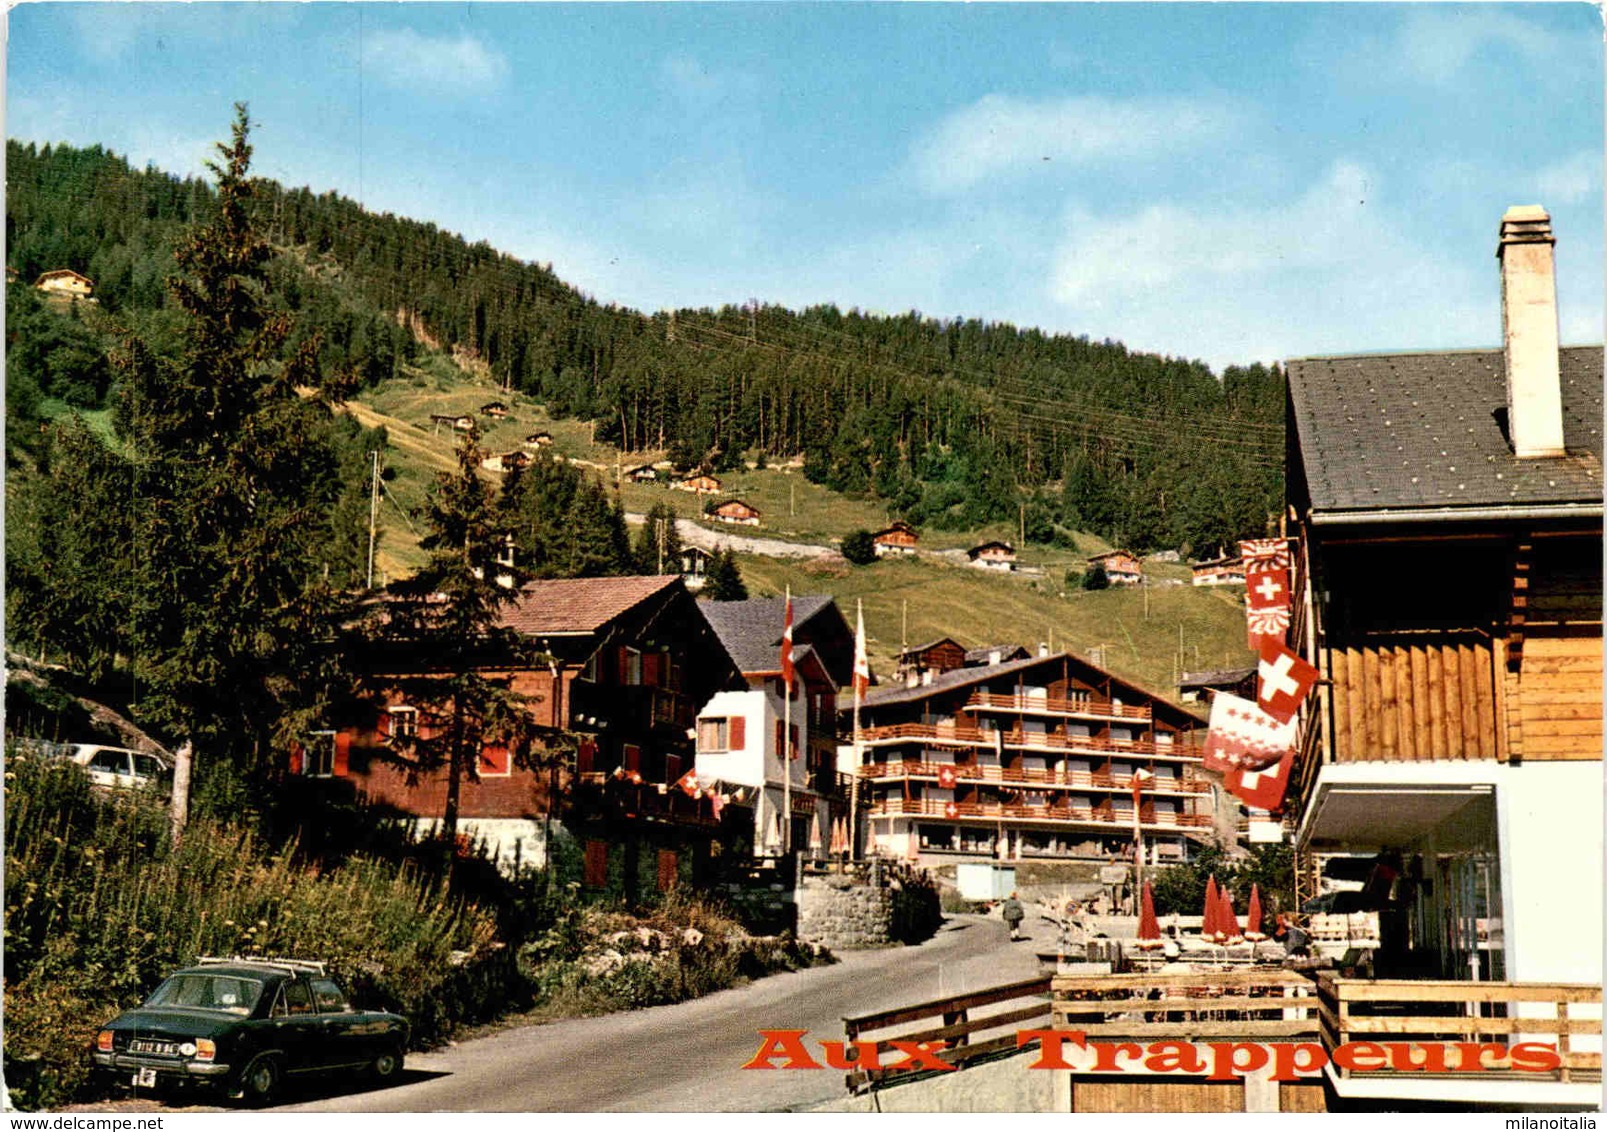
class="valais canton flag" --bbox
[1203,691,1297,776]
[1256,639,1319,725]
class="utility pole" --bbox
[656,518,666,575]
[790,479,795,518]
[1019,501,1026,548]
[366,450,381,590]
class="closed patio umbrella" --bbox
[1220,889,1242,943]
[1135,881,1163,950]
[1245,883,1266,941]
[1203,875,1222,940]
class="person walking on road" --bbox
[1002,892,1025,941]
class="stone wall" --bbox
[796,873,895,949]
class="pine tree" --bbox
[633,502,682,574]
[377,427,537,840]
[704,547,748,601]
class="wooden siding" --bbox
[1516,538,1602,762]
[1327,635,1500,761]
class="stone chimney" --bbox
[1498,205,1567,458]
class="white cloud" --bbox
[1045,163,1499,367]
[1534,152,1601,207]
[910,94,1244,195]
[1392,8,1578,86]
[361,29,507,93]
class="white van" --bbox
[67,745,172,792]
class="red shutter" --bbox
[775,720,784,754]
[643,652,661,687]
[623,744,641,772]
[617,647,631,684]
[288,742,304,776]
[479,744,510,775]
[377,710,392,739]
[577,738,597,774]
[657,849,679,892]
[791,725,801,760]
[332,733,350,777]
[584,840,608,888]
[729,717,746,749]
[665,753,682,782]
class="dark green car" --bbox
[91,957,409,1105]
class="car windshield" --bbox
[143,973,264,1016]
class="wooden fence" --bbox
[1051,969,1319,1041]
[841,974,1054,1092]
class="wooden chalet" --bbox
[1280,205,1601,1107]
[329,576,745,893]
[524,432,554,448]
[872,521,920,557]
[712,498,761,526]
[894,637,968,681]
[34,268,93,300]
[851,650,1210,864]
[1176,666,1256,705]
[479,450,530,474]
[674,473,723,495]
[430,413,474,433]
[479,401,510,419]
[1086,549,1142,585]
[1190,555,1245,586]
[678,545,714,590]
[626,464,661,483]
[967,540,1017,571]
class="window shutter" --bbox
[623,744,641,772]
[480,744,510,775]
[643,652,660,687]
[617,647,631,685]
[584,840,608,888]
[333,733,350,777]
[577,738,597,774]
[729,716,746,749]
[665,753,682,782]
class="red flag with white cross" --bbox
[1203,691,1297,775]
[1256,639,1319,724]
[1224,746,1296,812]
[1245,565,1291,650]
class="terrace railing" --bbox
[966,691,1152,722]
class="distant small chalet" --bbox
[1190,555,1244,587]
[35,268,94,301]
[712,499,761,526]
[872,521,919,557]
[967,540,1017,572]
[1086,549,1142,585]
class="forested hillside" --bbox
[6,139,1283,556]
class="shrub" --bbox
[1082,565,1109,591]
[840,529,878,565]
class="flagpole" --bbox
[1133,777,1144,902]
[850,599,864,864]
[782,585,792,856]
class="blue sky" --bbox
[8,3,1602,371]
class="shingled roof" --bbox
[1288,346,1602,518]
[699,594,835,673]
[497,575,680,635]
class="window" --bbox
[89,751,131,775]
[698,718,729,751]
[309,978,351,1014]
[305,731,336,777]
[271,980,314,1017]
[388,707,419,740]
[623,647,643,686]
[479,744,511,777]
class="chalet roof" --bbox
[1287,346,1603,518]
[898,637,964,658]
[873,522,918,539]
[1192,556,1242,569]
[964,644,1029,665]
[1087,550,1139,564]
[35,268,92,285]
[700,594,836,673]
[967,541,1016,557]
[864,649,1197,726]
[1178,666,1258,691]
[497,575,680,636]
[716,498,759,512]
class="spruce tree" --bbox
[377,426,536,840]
[704,547,748,601]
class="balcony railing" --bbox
[967,691,1151,722]
[859,760,1211,794]
[1052,969,1319,1039]
[857,722,1201,760]
[867,797,1212,829]
[1317,975,1602,1084]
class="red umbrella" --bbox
[1245,883,1266,941]
[1202,875,1222,940]
[1220,889,1242,943]
[1135,881,1163,950]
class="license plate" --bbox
[134,1068,157,1088]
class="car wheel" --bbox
[370,1045,404,1084]
[238,1055,281,1107]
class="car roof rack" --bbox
[196,955,328,976]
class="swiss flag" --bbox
[1245,565,1291,651]
[1203,691,1297,775]
[780,592,795,692]
[1224,746,1296,813]
[1256,639,1319,724]
[943,801,958,820]
[938,765,957,789]
[676,769,700,797]
[853,602,871,700]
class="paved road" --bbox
[283,914,1045,1112]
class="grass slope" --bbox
[731,553,1253,702]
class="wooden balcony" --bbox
[867,797,1212,829]
[966,691,1152,722]
[857,722,1201,760]
[1317,975,1601,1084]
[859,760,1211,795]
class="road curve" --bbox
[283,914,1044,1112]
